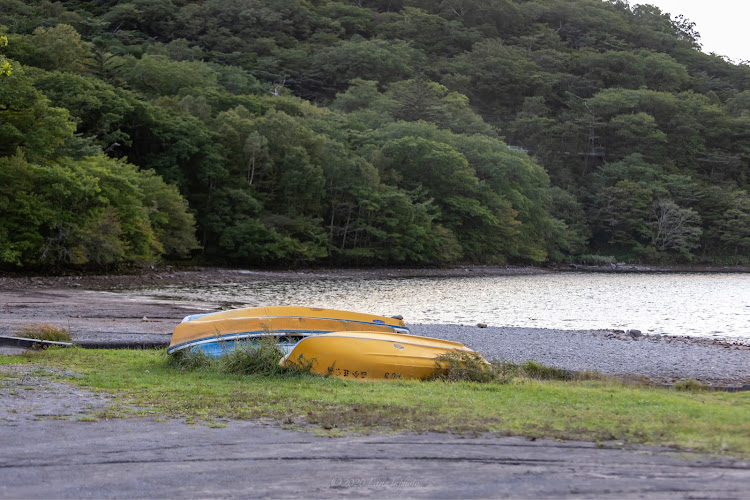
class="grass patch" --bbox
[168,336,313,376]
[14,324,72,342]
[3,348,749,458]
[674,378,710,392]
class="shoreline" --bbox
[1,279,748,386]
[1,262,749,290]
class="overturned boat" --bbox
[167,306,408,357]
[279,331,485,380]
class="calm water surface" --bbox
[138,273,750,341]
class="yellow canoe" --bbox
[168,306,408,355]
[279,331,484,380]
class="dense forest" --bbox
[1,0,749,270]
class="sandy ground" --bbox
[1,269,749,498]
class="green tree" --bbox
[307,37,424,95]
[28,68,136,150]
[443,39,549,116]
[718,190,750,255]
[374,7,480,58]
[0,64,75,162]
[30,24,92,73]
[0,34,12,77]
[0,152,197,267]
[385,77,495,135]
[591,179,654,253]
[121,54,220,96]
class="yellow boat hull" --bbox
[279,331,484,380]
[168,306,408,354]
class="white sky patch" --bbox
[634,1,749,63]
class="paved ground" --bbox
[2,417,749,499]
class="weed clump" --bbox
[218,336,288,376]
[430,353,606,385]
[432,352,495,383]
[519,360,575,381]
[168,348,214,371]
[15,324,72,342]
[674,378,709,392]
[168,335,312,377]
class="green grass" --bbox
[2,348,749,457]
[168,336,313,376]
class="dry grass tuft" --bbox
[15,324,72,342]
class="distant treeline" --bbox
[1,0,748,269]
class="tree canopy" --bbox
[1,0,749,269]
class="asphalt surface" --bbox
[2,417,749,499]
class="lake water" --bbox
[136,272,750,342]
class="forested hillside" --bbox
[1,0,749,269]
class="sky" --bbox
[635,1,749,62]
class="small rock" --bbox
[627,329,642,339]
[390,315,404,320]
[477,323,488,328]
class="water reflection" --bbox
[136,273,750,340]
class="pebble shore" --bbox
[411,323,750,387]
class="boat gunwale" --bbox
[167,329,329,354]
[170,317,409,352]
[183,306,407,327]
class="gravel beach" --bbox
[1,268,748,386]
[411,324,750,386]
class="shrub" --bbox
[519,360,575,380]
[168,335,313,376]
[168,348,214,371]
[432,351,494,383]
[218,336,288,376]
[15,324,72,342]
